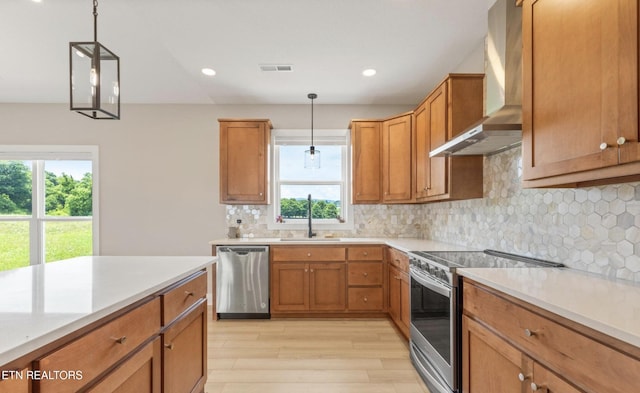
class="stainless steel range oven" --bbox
[408,250,563,393]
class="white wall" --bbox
[0,103,410,257]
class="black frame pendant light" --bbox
[69,0,120,120]
[304,93,320,169]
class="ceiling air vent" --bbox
[259,64,293,72]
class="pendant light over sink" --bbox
[69,0,120,120]
[304,93,320,169]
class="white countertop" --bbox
[210,237,475,253]
[458,268,640,348]
[0,256,214,367]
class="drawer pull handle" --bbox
[531,382,546,392]
[518,373,530,382]
[524,328,537,337]
[114,336,127,344]
[185,291,195,297]
[164,343,174,350]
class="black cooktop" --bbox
[410,250,564,270]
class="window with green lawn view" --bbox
[270,130,352,230]
[0,147,98,272]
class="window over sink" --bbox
[268,129,353,231]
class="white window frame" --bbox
[0,145,99,265]
[268,129,354,231]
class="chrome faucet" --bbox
[307,194,315,238]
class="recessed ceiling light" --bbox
[362,69,377,77]
[32,0,43,3]
[201,68,216,76]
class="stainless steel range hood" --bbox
[430,0,522,157]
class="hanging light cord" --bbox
[310,95,314,147]
[93,0,98,42]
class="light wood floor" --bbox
[205,312,430,393]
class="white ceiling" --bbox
[0,0,490,105]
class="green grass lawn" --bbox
[0,221,92,271]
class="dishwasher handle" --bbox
[217,246,269,255]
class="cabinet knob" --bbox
[164,343,174,350]
[363,251,368,256]
[518,373,530,382]
[524,328,538,337]
[307,253,312,257]
[363,272,368,277]
[531,382,546,392]
[600,142,609,151]
[185,291,195,297]
[310,269,314,273]
[617,137,627,145]
[259,192,263,196]
[114,336,127,344]
[363,297,368,302]
[304,268,308,272]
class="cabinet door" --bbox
[309,263,346,311]
[219,120,269,204]
[399,271,410,332]
[382,114,413,202]
[462,315,527,393]
[521,0,638,181]
[352,121,382,203]
[87,339,161,393]
[163,301,207,393]
[532,362,585,393]
[0,367,29,393]
[388,264,401,323]
[414,102,430,199]
[271,263,309,311]
[426,83,448,198]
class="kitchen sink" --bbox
[279,238,341,242]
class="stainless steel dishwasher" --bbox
[216,246,269,319]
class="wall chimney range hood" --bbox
[430,0,522,157]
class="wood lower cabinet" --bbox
[414,74,484,202]
[0,366,29,393]
[347,246,384,312]
[24,270,208,393]
[351,121,382,203]
[162,301,207,393]
[520,0,640,187]
[271,262,346,312]
[219,119,271,204]
[462,278,640,393]
[271,246,347,314]
[382,113,413,203]
[387,247,410,338]
[160,272,208,393]
[87,339,161,393]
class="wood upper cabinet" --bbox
[414,74,484,202]
[351,121,382,203]
[462,279,640,393]
[521,0,640,187]
[219,119,271,204]
[382,113,413,203]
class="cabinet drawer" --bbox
[162,271,207,325]
[272,246,346,261]
[348,262,383,286]
[0,367,29,393]
[463,282,640,393]
[36,298,161,393]
[387,247,408,272]
[347,246,383,261]
[348,288,383,311]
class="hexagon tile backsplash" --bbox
[225,147,640,283]
[422,147,640,282]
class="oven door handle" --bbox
[411,268,451,298]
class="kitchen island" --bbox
[0,255,214,393]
